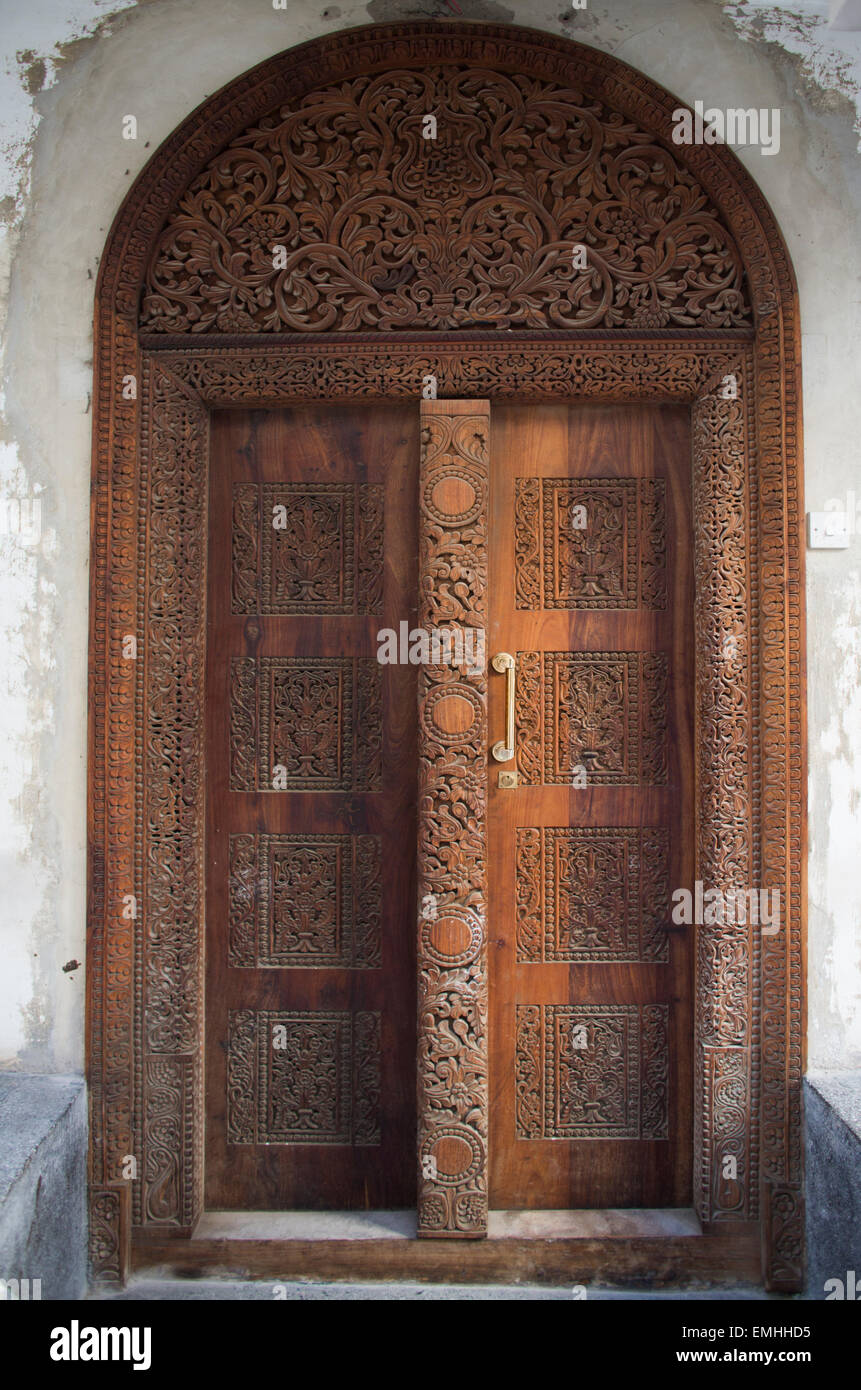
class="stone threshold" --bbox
[193,1208,701,1242]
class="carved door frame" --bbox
[87,25,805,1291]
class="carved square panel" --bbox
[229,656,382,791]
[515,1004,668,1140]
[514,477,666,610]
[227,1009,380,1146]
[232,482,383,615]
[516,826,669,963]
[515,650,668,785]
[228,833,381,969]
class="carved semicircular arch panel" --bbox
[140,66,752,335]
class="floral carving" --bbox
[517,826,669,963]
[553,653,632,780]
[231,482,384,616]
[142,69,751,334]
[228,656,382,791]
[228,1008,381,1146]
[515,477,667,610]
[515,651,669,785]
[88,1188,127,1285]
[550,479,634,605]
[514,478,541,608]
[157,341,745,405]
[228,832,382,969]
[515,1003,668,1139]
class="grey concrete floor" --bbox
[89,1278,795,1301]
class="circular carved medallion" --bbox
[421,1124,484,1187]
[420,683,484,744]
[421,905,483,967]
[422,466,485,525]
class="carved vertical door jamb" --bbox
[417,399,490,1237]
[139,357,209,1235]
[691,357,757,1236]
[86,304,141,1284]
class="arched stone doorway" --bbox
[87,22,805,1291]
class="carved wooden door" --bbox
[488,403,694,1209]
[204,404,418,1210]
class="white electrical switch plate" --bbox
[807,512,851,548]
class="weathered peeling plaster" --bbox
[0,2,140,230]
[0,0,858,1074]
[808,571,861,1064]
[0,1,144,1069]
[723,0,861,141]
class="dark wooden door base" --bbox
[132,1227,761,1287]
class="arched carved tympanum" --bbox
[141,68,751,334]
[87,23,804,1293]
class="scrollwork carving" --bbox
[142,69,751,335]
[692,367,755,1230]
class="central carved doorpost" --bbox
[416,400,490,1237]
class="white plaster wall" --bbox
[0,0,858,1073]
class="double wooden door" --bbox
[204,400,693,1215]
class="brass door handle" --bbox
[491,652,516,762]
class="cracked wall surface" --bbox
[0,0,858,1073]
